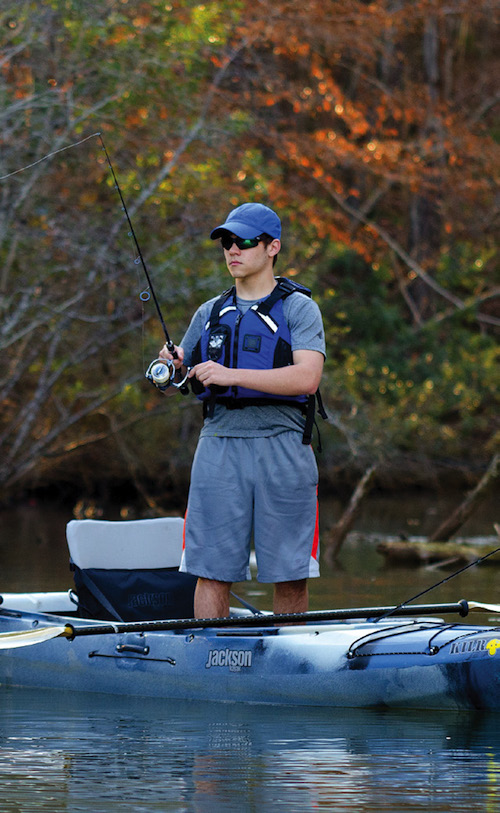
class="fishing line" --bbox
[375,544,500,622]
[0,132,101,180]
[1,131,171,341]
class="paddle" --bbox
[1,599,499,650]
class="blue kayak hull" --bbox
[1,604,500,710]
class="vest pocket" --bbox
[273,336,293,368]
[207,323,231,363]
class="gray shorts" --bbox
[179,432,320,583]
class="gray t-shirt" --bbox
[181,289,326,438]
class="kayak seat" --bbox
[66,517,197,622]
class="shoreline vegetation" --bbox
[1,2,497,521]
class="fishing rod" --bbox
[2,130,188,393]
[375,544,500,623]
[98,135,172,349]
[97,133,190,393]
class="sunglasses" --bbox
[220,235,262,251]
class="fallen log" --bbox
[377,538,499,568]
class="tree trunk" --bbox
[324,465,378,563]
[429,454,500,542]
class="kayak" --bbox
[1,518,499,710]
[1,591,500,711]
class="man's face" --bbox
[222,235,279,281]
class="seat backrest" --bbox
[66,517,184,570]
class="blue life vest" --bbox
[191,277,310,408]
[189,277,327,446]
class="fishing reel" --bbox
[145,358,190,392]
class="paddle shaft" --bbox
[63,600,470,639]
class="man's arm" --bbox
[189,349,324,396]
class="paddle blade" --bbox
[0,625,69,649]
[468,601,500,614]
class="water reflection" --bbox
[0,688,499,812]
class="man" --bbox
[159,203,325,618]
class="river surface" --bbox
[1,689,500,813]
[0,493,499,812]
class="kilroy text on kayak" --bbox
[449,637,500,656]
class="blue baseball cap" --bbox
[210,203,281,240]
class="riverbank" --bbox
[2,448,497,512]
[1,487,498,542]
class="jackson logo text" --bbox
[205,648,252,671]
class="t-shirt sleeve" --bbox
[284,293,326,357]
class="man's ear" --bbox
[268,239,281,258]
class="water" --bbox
[1,689,500,813]
[0,495,499,812]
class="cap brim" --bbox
[210,221,262,240]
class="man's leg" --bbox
[181,438,254,613]
[254,434,320,596]
[194,577,232,618]
[273,578,308,614]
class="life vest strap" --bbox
[205,392,327,451]
[213,397,308,412]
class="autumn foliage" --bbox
[0,0,498,500]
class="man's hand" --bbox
[189,361,233,388]
[158,344,185,370]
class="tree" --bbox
[0,0,244,494]
[0,0,498,501]
[210,0,499,481]
[217,0,498,329]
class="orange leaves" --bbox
[4,64,34,99]
[125,108,149,127]
[284,36,311,57]
[132,14,151,29]
[313,130,330,144]
[106,25,135,45]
